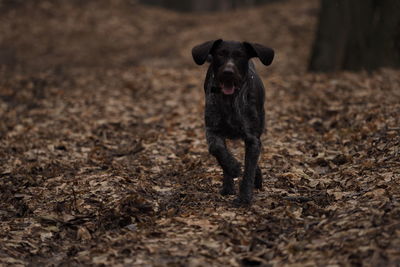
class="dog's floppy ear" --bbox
[243,42,274,66]
[192,39,223,65]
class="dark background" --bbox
[1,0,399,73]
[0,0,399,266]
[138,0,280,12]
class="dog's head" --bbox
[192,39,274,95]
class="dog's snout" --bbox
[222,61,235,75]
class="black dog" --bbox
[192,39,274,204]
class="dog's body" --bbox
[192,40,274,204]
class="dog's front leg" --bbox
[206,130,241,195]
[237,135,261,204]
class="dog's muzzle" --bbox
[218,61,241,95]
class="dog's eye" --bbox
[217,50,228,57]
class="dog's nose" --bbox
[223,68,234,76]
[223,60,235,75]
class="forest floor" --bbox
[1,0,400,266]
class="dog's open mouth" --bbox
[220,81,237,95]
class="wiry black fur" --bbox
[192,39,274,205]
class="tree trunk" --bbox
[309,0,400,72]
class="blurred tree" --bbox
[142,0,191,11]
[139,0,281,12]
[309,0,400,72]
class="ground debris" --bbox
[1,0,400,266]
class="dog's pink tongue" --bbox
[222,84,235,95]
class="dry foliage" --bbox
[0,0,399,266]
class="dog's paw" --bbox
[235,181,253,206]
[220,186,236,196]
[233,196,252,206]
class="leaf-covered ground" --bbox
[1,0,399,266]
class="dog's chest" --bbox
[205,94,245,138]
